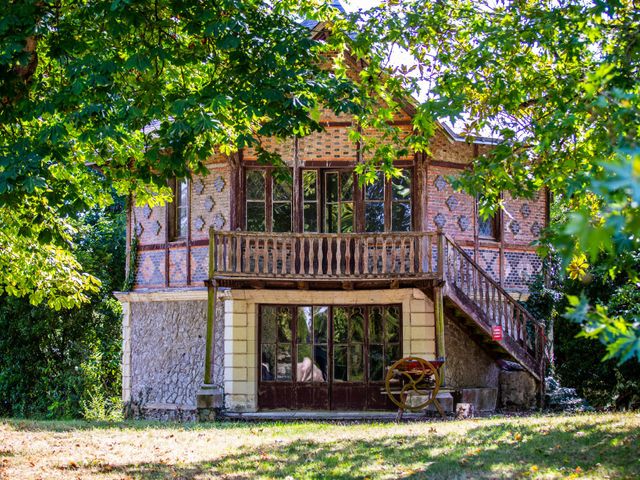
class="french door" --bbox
[258,304,402,410]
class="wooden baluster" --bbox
[408,236,414,274]
[362,237,370,275]
[354,236,361,275]
[335,235,342,276]
[327,235,334,276]
[299,235,307,276]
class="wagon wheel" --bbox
[384,356,442,412]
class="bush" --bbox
[0,204,125,419]
[526,253,640,410]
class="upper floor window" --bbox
[245,167,412,233]
[364,170,412,232]
[477,197,499,240]
[246,169,292,232]
[169,178,189,240]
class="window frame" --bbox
[476,195,501,241]
[168,177,189,241]
[244,167,293,232]
[243,166,414,233]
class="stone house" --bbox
[115,10,548,421]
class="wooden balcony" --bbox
[208,230,440,290]
[207,228,547,380]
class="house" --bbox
[115,9,548,421]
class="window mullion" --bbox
[266,170,273,232]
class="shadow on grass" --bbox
[65,417,639,479]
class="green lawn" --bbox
[0,412,638,479]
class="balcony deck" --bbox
[209,230,440,290]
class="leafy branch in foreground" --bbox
[337,0,639,362]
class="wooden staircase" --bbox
[438,235,546,381]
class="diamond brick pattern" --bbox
[434,175,447,191]
[446,195,458,211]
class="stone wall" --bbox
[444,316,500,390]
[121,292,225,420]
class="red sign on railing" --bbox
[492,325,503,341]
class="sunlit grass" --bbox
[1,412,638,479]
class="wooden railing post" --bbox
[436,231,445,280]
[204,228,217,385]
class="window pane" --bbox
[314,345,328,382]
[478,216,496,238]
[303,171,317,201]
[247,170,265,200]
[365,202,384,232]
[341,172,354,201]
[333,345,348,382]
[386,344,401,369]
[273,178,292,201]
[365,172,385,201]
[297,307,313,344]
[276,307,292,342]
[325,203,338,233]
[350,344,364,381]
[277,344,292,381]
[369,306,384,344]
[261,344,276,381]
[261,306,277,343]
[326,172,338,202]
[349,307,365,343]
[391,202,411,231]
[272,202,291,232]
[246,202,265,231]
[385,306,401,343]
[314,307,328,344]
[369,345,384,381]
[177,207,188,238]
[333,307,349,343]
[297,344,313,382]
[304,202,317,232]
[340,202,354,233]
[392,171,411,200]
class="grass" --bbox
[0,412,638,479]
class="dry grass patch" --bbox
[0,412,638,479]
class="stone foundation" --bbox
[116,289,225,420]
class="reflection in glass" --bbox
[340,202,354,232]
[392,202,411,231]
[365,202,384,232]
[350,344,364,381]
[333,346,348,382]
[314,345,328,381]
[304,203,317,232]
[246,170,265,200]
[333,307,349,343]
[341,172,354,201]
[272,202,291,232]
[369,345,384,381]
[261,306,277,343]
[349,307,365,343]
[277,344,292,381]
[385,306,400,343]
[369,306,384,344]
[297,307,312,344]
[261,344,275,381]
[276,307,292,342]
[391,170,411,231]
[314,307,328,344]
[246,201,265,231]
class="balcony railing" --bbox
[209,230,439,281]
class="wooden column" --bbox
[434,231,447,385]
[203,227,217,385]
[293,137,303,233]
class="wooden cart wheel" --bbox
[384,356,442,412]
